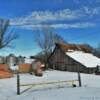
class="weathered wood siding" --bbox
[48,47,96,73]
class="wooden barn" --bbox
[48,43,100,74]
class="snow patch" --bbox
[66,51,100,68]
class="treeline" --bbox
[83,43,100,58]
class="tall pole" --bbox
[17,71,20,95]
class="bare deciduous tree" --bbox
[35,25,67,69]
[53,33,68,44]
[0,18,18,49]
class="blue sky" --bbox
[0,0,100,57]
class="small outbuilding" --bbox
[0,64,13,79]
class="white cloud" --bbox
[10,9,83,26]
[83,6,100,16]
[10,7,98,30]
[14,22,95,30]
[50,22,95,29]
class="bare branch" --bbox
[0,18,18,49]
[35,25,67,65]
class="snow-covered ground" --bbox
[0,70,100,100]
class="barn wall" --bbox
[48,47,96,73]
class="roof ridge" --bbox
[56,43,92,53]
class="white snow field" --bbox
[0,70,100,100]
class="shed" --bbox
[0,64,13,78]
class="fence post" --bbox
[17,72,20,95]
[78,72,82,87]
